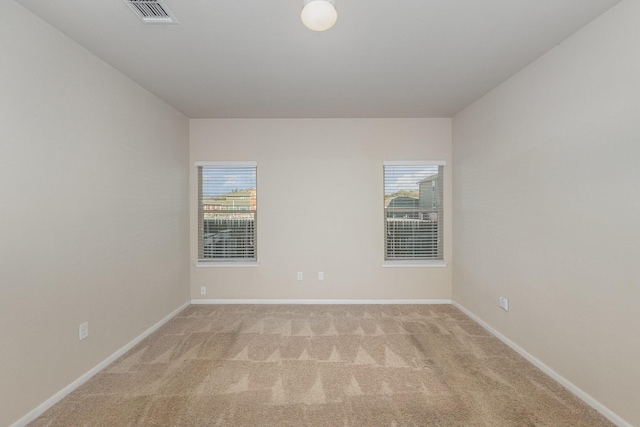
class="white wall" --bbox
[0,2,190,425]
[190,119,452,301]
[452,1,640,425]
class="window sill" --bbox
[382,260,447,268]
[195,261,260,268]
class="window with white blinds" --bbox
[384,161,444,261]
[196,162,257,262]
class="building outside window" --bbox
[196,162,257,262]
[384,161,444,261]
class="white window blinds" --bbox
[384,162,444,260]
[197,162,257,261]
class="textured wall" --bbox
[453,1,640,425]
[0,2,190,425]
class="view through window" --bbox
[197,162,257,261]
[384,162,444,261]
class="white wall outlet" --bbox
[297,272,303,281]
[499,296,509,311]
[318,271,324,280]
[79,322,89,340]
[200,286,206,295]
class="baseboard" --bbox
[10,300,190,427]
[191,298,452,305]
[451,301,631,427]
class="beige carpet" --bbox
[31,304,612,426]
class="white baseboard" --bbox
[191,298,452,305]
[451,301,631,427]
[10,301,190,427]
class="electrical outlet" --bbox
[318,272,324,280]
[297,272,303,281]
[499,297,509,311]
[79,322,89,340]
[200,286,206,295]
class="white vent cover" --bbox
[124,0,178,24]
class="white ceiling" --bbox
[16,0,620,118]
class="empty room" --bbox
[1,0,638,426]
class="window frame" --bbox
[382,160,446,268]
[195,161,258,267]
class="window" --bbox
[384,161,444,261]
[196,162,257,262]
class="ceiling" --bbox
[16,0,620,118]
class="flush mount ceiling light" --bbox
[301,0,337,32]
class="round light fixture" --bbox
[301,0,337,32]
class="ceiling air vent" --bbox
[124,0,178,24]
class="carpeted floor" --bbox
[31,304,612,426]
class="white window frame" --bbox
[382,160,446,268]
[195,161,259,267]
